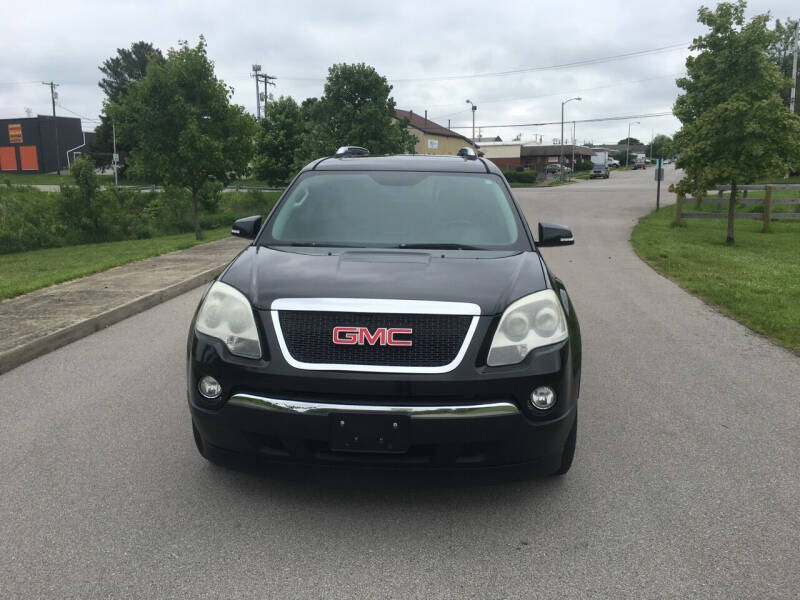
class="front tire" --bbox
[551,412,577,476]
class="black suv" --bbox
[187,147,581,474]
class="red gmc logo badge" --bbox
[332,326,413,347]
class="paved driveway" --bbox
[1,167,798,598]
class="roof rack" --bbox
[335,146,370,157]
[457,147,477,160]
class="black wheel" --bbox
[551,412,577,476]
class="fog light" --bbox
[530,386,556,410]
[198,375,222,399]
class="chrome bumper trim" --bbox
[227,393,520,419]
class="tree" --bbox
[766,17,799,115]
[110,37,255,239]
[612,150,636,166]
[617,137,642,146]
[673,1,800,244]
[315,63,417,156]
[254,96,304,185]
[649,134,674,159]
[87,42,164,173]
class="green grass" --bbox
[0,227,231,300]
[684,199,799,214]
[631,205,800,353]
[755,174,800,184]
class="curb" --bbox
[0,265,224,376]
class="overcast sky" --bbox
[2,0,797,146]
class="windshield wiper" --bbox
[394,243,487,250]
[284,241,367,248]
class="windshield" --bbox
[261,171,529,251]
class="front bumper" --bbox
[190,393,575,469]
[187,321,580,469]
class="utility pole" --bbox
[790,21,798,114]
[112,120,118,186]
[571,121,576,180]
[42,81,61,175]
[252,65,262,119]
[560,97,581,181]
[258,72,276,113]
[251,68,276,118]
[626,121,640,167]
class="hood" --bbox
[221,246,548,315]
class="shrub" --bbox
[0,186,61,253]
[502,171,517,182]
[575,159,594,172]
[0,178,282,255]
[515,170,538,184]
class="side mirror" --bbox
[537,222,574,247]
[231,215,262,239]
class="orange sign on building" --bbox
[8,124,23,143]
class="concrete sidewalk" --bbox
[0,236,248,374]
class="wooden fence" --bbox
[682,184,800,229]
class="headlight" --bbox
[487,290,568,366]
[195,281,261,358]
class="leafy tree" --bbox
[673,1,800,244]
[254,96,304,185]
[766,18,799,115]
[314,63,417,157]
[87,42,164,173]
[110,37,255,239]
[617,137,642,146]
[649,134,674,159]
[612,150,636,166]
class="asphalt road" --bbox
[2,167,798,599]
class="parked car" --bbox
[589,164,610,179]
[187,146,582,475]
[607,159,621,168]
[633,161,646,170]
[545,163,571,175]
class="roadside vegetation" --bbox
[0,164,279,255]
[671,1,800,244]
[632,205,800,353]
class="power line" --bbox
[57,103,101,122]
[390,43,689,83]
[427,72,684,120]
[274,42,689,83]
[447,111,675,129]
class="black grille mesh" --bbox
[278,310,472,367]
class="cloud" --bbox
[1,0,795,145]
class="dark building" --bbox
[0,115,88,174]
[520,144,596,172]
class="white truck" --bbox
[593,151,619,168]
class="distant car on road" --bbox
[545,164,571,175]
[633,161,646,170]
[589,164,610,179]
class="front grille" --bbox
[277,310,472,367]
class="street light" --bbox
[465,99,477,144]
[560,97,581,181]
[626,121,640,167]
